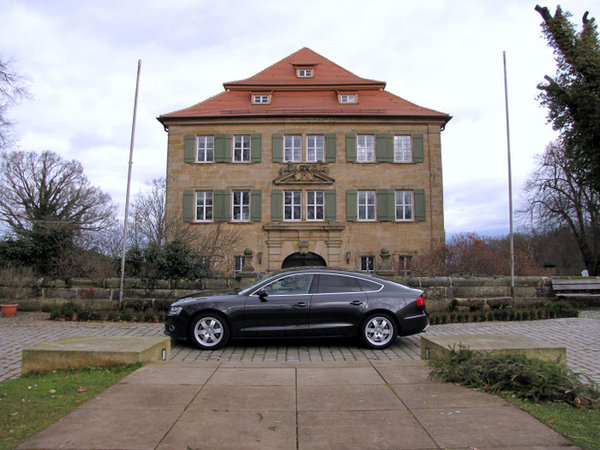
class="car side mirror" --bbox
[257,289,268,302]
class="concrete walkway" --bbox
[17,360,576,449]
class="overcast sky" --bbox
[1,0,597,238]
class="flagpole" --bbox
[503,51,515,297]
[119,59,142,309]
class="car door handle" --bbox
[350,300,363,306]
[294,302,308,308]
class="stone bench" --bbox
[420,334,566,364]
[22,336,171,375]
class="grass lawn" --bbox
[0,364,141,450]
[506,396,600,450]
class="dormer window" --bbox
[252,94,271,104]
[338,93,358,104]
[296,67,314,78]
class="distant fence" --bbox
[0,274,564,313]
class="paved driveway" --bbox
[1,311,599,384]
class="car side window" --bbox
[357,278,382,292]
[316,274,362,294]
[262,274,314,296]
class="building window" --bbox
[306,135,324,162]
[233,135,251,162]
[397,255,412,276]
[395,190,414,221]
[196,136,214,162]
[297,68,313,78]
[195,191,213,222]
[361,255,375,272]
[394,135,412,162]
[284,191,302,221]
[339,94,357,104]
[358,190,376,221]
[252,94,271,104]
[357,135,375,162]
[232,191,250,222]
[234,255,244,276]
[284,135,302,162]
[306,191,324,221]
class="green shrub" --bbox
[143,308,157,323]
[120,308,134,321]
[428,345,600,409]
[107,310,120,321]
[61,301,78,320]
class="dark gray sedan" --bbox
[165,269,428,350]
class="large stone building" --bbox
[158,48,451,276]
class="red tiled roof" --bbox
[159,48,450,122]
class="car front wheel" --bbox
[360,313,397,349]
[189,313,230,350]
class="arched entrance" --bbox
[281,252,327,269]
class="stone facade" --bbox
[159,49,451,275]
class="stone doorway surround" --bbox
[264,222,345,272]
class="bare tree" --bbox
[0,150,116,234]
[131,177,167,248]
[1,56,30,150]
[522,140,600,275]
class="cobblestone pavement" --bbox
[1,311,599,384]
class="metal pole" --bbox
[503,51,515,296]
[119,59,142,309]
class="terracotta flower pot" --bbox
[1,304,18,318]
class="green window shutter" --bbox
[377,189,394,222]
[214,190,231,222]
[325,133,336,162]
[346,133,356,162]
[414,189,426,222]
[271,189,282,222]
[376,134,393,163]
[413,134,424,163]
[346,189,357,222]
[251,190,262,222]
[183,190,194,222]
[251,133,262,163]
[184,135,196,163]
[325,189,336,222]
[215,134,232,163]
[272,133,283,163]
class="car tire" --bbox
[360,313,398,349]
[189,313,230,350]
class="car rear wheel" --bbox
[189,313,230,350]
[360,313,397,349]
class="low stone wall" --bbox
[0,274,556,313]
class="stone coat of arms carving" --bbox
[273,162,335,185]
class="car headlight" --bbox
[168,306,183,316]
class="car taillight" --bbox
[416,296,425,307]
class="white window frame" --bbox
[358,190,376,221]
[195,191,213,222]
[397,255,413,276]
[196,136,214,163]
[361,255,375,272]
[306,190,324,221]
[357,135,375,162]
[394,135,412,163]
[284,191,302,221]
[297,68,314,78]
[233,135,251,162]
[339,94,357,104]
[234,255,244,276]
[306,135,324,162]
[284,135,302,162]
[395,190,414,221]
[232,191,251,222]
[252,94,271,104]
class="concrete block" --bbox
[421,334,566,364]
[22,336,171,374]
